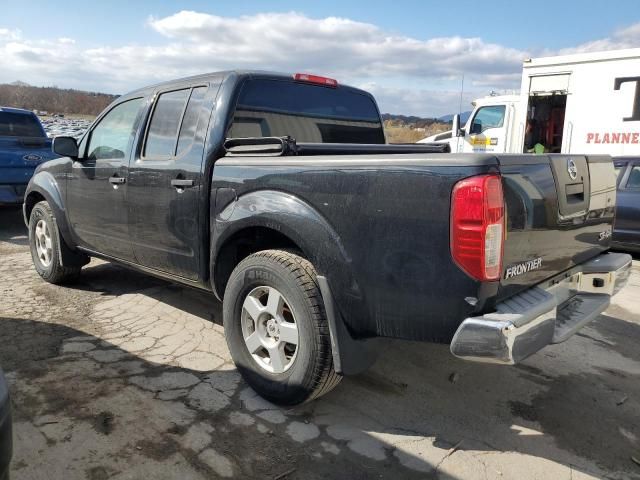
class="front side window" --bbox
[626,165,640,189]
[87,98,143,160]
[614,163,627,183]
[470,105,506,134]
[144,89,190,158]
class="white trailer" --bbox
[421,48,640,157]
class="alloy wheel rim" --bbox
[34,219,53,267]
[241,286,299,374]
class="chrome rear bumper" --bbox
[450,252,632,364]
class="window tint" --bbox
[0,112,44,137]
[87,98,143,160]
[144,89,190,157]
[626,166,640,189]
[229,79,385,144]
[470,106,505,134]
[176,87,207,155]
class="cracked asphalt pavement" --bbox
[1,205,639,479]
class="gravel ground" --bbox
[40,116,91,139]
[1,205,639,480]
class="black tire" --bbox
[28,201,82,284]
[223,250,342,405]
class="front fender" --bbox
[24,168,73,247]
[213,189,369,336]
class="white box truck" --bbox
[421,48,640,157]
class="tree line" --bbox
[0,83,118,116]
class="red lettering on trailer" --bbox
[585,132,639,144]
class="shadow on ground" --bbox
[0,207,28,248]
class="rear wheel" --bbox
[29,201,82,284]
[223,250,341,405]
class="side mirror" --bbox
[452,114,463,137]
[52,136,79,158]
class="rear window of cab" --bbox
[0,111,44,137]
[229,79,385,144]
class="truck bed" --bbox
[212,150,617,343]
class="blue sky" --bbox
[1,1,639,116]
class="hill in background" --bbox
[0,82,117,116]
[437,111,472,123]
[382,113,450,143]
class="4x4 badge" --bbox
[567,159,578,180]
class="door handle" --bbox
[171,179,195,188]
[109,176,126,184]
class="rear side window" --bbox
[229,79,385,144]
[0,112,44,137]
[176,87,207,155]
[144,89,190,158]
[144,86,208,158]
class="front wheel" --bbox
[29,201,82,284]
[223,250,342,405]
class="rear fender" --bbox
[213,189,377,374]
[214,190,359,300]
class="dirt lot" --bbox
[1,205,639,479]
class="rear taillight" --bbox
[451,174,505,281]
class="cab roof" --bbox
[0,106,37,116]
[120,70,370,100]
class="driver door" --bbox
[461,105,507,153]
[66,97,145,261]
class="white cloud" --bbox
[146,11,527,79]
[0,28,21,41]
[0,11,638,116]
[558,22,640,54]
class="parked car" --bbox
[0,369,12,480]
[0,107,58,205]
[613,157,640,252]
[23,71,631,405]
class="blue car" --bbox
[613,157,640,252]
[0,369,11,480]
[0,107,58,205]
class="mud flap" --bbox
[317,275,380,376]
[52,216,89,268]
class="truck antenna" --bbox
[458,74,465,115]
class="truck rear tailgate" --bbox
[497,154,617,302]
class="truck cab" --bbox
[446,95,520,154]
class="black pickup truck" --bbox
[23,71,631,404]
